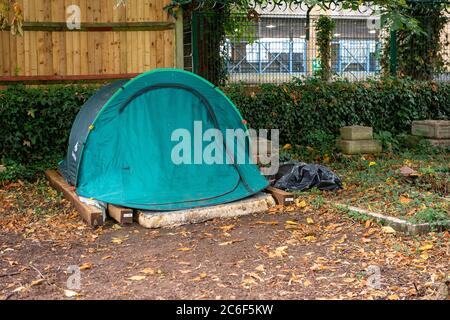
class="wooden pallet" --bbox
[265,186,294,206]
[107,204,134,224]
[45,170,104,227]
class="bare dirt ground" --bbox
[0,181,449,300]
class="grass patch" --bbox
[294,148,449,225]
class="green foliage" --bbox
[0,84,97,179]
[374,131,400,153]
[2,77,450,181]
[315,15,336,81]
[227,78,450,147]
[0,157,60,182]
[346,209,373,223]
[410,208,450,226]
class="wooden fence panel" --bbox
[0,0,177,80]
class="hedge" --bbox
[1,78,449,171]
[226,78,450,147]
[0,84,97,166]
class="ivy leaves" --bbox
[228,78,450,148]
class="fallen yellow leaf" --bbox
[399,196,412,204]
[255,264,265,272]
[79,262,92,271]
[310,263,330,271]
[192,272,208,281]
[177,247,192,251]
[140,268,155,274]
[296,199,307,208]
[64,289,78,298]
[241,277,257,287]
[219,239,244,246]
[31,279,45,286]
[288,273,300,285]
[336,235,347,244]
[420,253,429,260]
[218,225,235,232]
[128,275,146,281]
[306,217,314,225]
[419,243,433,251]
[256,220,279,225]
[382,226,396,234]
[111,237,126,244]
[268,246,288,258]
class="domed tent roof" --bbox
[59,69,268,211]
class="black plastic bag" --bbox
[274,161,342,192]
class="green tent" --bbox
[59,69,268,210]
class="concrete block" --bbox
[251,138,279,170]
[397,134,423,148]
[340,126,373,140]
[424,139,450,148]
[251,138,278,156]
[337,139,382,154]
[251,137,272,155]
[137,192,276,229]
[412,120,450,139]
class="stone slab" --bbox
[337,139,382,154]
[340,126,373,141]
[425,139,450,148]
[412,120,450,139]
[137,192,276,229]
[397,134,423,148]
[338,204,449,235]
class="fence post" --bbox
[258,41,262,74]
[174,8,184,69]
[289,38,293,74]
[389,29,397,76]
[191,11,199,74]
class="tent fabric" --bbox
[59,79,129,185]
[59,69,268,211]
